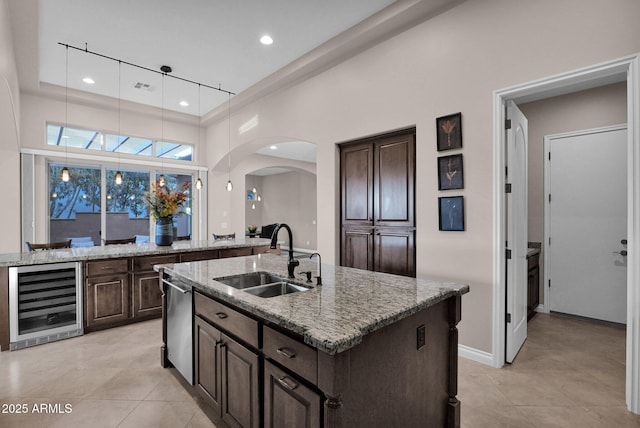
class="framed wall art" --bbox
[439,196,465,231]
[438,154,464,190]
[436,112,462,151]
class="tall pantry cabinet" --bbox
[340,129,416,277]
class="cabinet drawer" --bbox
[263,325,317,385]
[86,259,129,277]
[252,245,280,256]
[194,292,259,349]
[180,250,219,262]
[133,255,179,272]
[219,247,253,258]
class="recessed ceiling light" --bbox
[260,35,273,45]
[269,145,277,150]
[82,77,95,84]
[179,100,189,107]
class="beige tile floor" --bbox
[460,313,640,427]
[0,314,639,427]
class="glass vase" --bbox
[156,215,174,246]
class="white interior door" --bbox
[546,126,627,324]
[506,101,528,363]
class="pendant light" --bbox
[226,92,233,191]
[61,45,70,182]
[195,83,203,190]
[114,60,123,185]
[158,67,169,188]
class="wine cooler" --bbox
[9,262,83,350]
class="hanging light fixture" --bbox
[158,66,169,188]
[114,60,123,185]
[195,83,204,190]
[61,45,71,182]
[226,92,233,191]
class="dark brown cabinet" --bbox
[221,332,260,428]
[132,255,178,320]
[340,129,416,277]
[264,360,321,428]
[195,315,223,414]
[527,252,540,320]
[85,259,130,330]
[194,292,260,428]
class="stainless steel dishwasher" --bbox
[163,273,193,385]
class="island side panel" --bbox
[337,298,452,428]
[448,295,462,428]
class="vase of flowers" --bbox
[145,179,190,246]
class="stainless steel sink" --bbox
[213,271,312,298]
[242,282,310,298]
[213,271,286,289]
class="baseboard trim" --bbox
[459,344,495,367]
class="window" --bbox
[49,164,101,246]
[48,164,194,245]
[106,169,150,241]
[47,124,193,161]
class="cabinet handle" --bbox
[277,376,298,391]
[276,347,296,359]
[216,312,228,319]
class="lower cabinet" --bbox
[194,315,260,428]
[85,259,131,331]
[85,272,130,330]
[264,360,321,428]
[131,272,163,319]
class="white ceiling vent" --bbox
[133,82,154,91]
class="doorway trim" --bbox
[492,54,640,413]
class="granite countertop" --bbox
[0,238,272,267]
[159,254,469,355]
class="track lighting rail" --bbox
[58,42,236,96]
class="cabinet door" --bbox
[85,273,130,330]
[374,134,415,227]
[341,143,373,227]
[132,272,163,319]
[195,316,223,415]
[221,334,260,428]
[264,360,320,428]
[375,228,416,277]
[341,227,374,271]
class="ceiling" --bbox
[13,0,461,174]
[37,0,396,116]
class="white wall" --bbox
[0,0,22,253]
[204,0,640,353]
[244,171,317,250]
[260,171,317,250]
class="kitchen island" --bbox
[159,254,469,428]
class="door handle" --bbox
[621,239,628,245]
[613,250,628,256]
